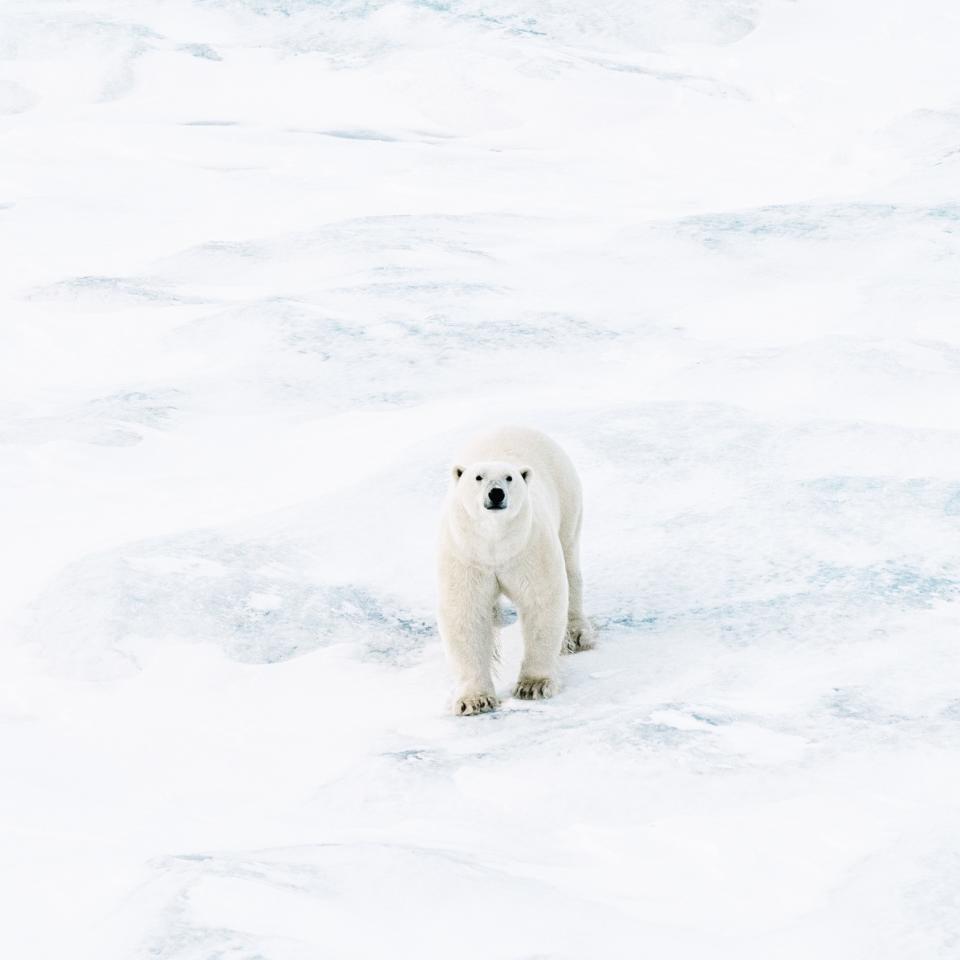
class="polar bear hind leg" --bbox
[561,511,594,654]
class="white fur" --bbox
[437,426,593,715]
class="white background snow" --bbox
[2,0,960,956]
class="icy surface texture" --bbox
[2,0,960,957]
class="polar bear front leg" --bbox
[438,559,500,716]
[514,550,568,701]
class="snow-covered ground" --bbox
[3,0,960,956]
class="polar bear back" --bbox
[455,426,583,546]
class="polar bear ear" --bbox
[452,465,464,481]
[520,466,532,482]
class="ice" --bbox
[2,0,960,957]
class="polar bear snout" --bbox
[451,457,529,519]
[485,486,506,509]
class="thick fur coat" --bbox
[437,426,593,715]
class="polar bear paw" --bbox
[453,692,499,716]
[513,677,556,700]
[563,621,595,654]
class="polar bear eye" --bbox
[506,476,512,482]
[475,475,482,482]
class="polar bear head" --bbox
[451,460,531,520]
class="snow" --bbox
[2,0,960,956]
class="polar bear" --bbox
[438,426,593,715]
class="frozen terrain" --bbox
[2,0,960,956]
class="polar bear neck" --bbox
[448,497,534,568]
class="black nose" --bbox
[488,487,505,504]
